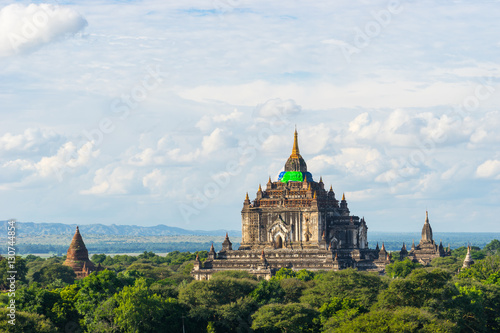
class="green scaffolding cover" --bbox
[279,171,303,183]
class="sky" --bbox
[0,0,499,233]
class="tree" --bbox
[447,279,500,332]
[296,269,315,281]
[386,258,422,278]
[15,282,79,331]
[333,307,456,333]
[113,278,186,333]
[300,269,386,308]
[31,263,76,286]
[458,255,500,282]
[251,303,320,333]
[484,239,500,255]
[280,278,307,303]
[375,268,453,310]
[250,278,285,305]
[75,269,126,328]
[215,296,258,333]
[212,270,257,280]
[274,267,296,280]
[178,275,258,328]
[0,309,57,333]
[0,256,27,289]
[319,297,365,331]
[430,256,461,273]
[91,253,107,264]
[124,262,171,280]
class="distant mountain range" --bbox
[0,220,241,237]
[2,220,499,255]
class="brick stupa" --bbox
[63,226,100,278]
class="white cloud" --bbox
[142,168,168,194]
[34,141,99,178]
[201,128,229,155]
[196,109,243,132]
[81,165,135,195]
[254,98,302,118]
[476,160,500,180]
[0,3,87,57]
[0,128,61,154]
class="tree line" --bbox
[0,240,499,332]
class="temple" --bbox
[462,245,474,269]
[63,226,103,278]
[400,211,451,264]
[192,130,389,280]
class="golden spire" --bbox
[291,128,300,158]
[258,184,262,192]
[329,185,333,191]
[313,191,317,199]
[342,193,345,201]
[245,192,249,201]
[268,176,272,183]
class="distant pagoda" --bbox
[63,226,102,278]
[462,245,474,269]
[401,212,450,265]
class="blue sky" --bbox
[0,0,499,232]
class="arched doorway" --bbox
[275,236,283,249]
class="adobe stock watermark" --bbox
[329,0,408,63]
[52,64,164,182]
[179,112,297,223]
[385,75,497,191]
[6,219,17,326]
[7,3,61,52]
[212,0,240,17]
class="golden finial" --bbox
[291,128,300,158]
[313,191,316,199]
[329,185,333,191]
[319,176,323,183]
[245,192,249,201]
[268,176,272,183]
[258,184,262,192]
[342,193,345,201]
[308,183,311,190]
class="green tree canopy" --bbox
[251,303,320,333]
[375,268,453,310]
[333,307,456,333]
[0,309,57,333]
[113,278,186,333]
[386,258,422,278]
[300,268,386,308]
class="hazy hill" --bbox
[2,220,499,255]
[0,220,241,237]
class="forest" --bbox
[0,240,499,333]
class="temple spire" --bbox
[284,129,307,172]
[342,193,345,201]
[421,211,433,243]
[291,128,300,157]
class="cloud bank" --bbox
[0,3,87,57]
